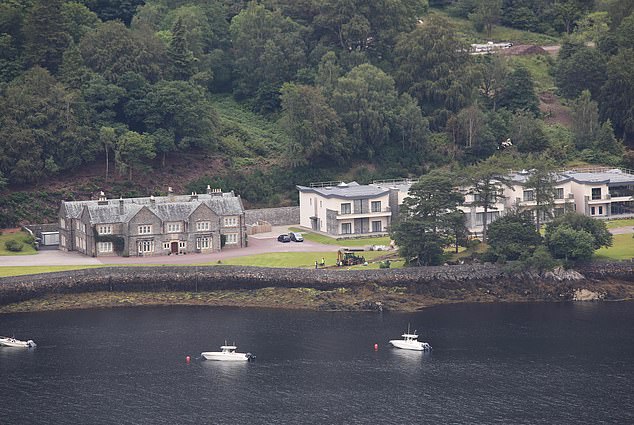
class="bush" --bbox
[5,240,23,252]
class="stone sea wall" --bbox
[1,263,632,307]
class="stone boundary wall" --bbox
[244,206,300,226]
[1,263,632,307]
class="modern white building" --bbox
[296,168,634,237]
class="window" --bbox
[163,242,170,250]
[60,235,66,247]
[98,242,113,253]
[591,188,601,200]
[197,237,210,249]
[475,211,500,226]
[179,241,187,249]
[372,221,382,232]
[98,225,112,235]
[139,240,153,253]
[591,207,596,215]
[555,188,564,199]
[224,217,238,227]
[523,190,534,201]
[554,208,565,217]
[371,201,381,212]
[75,221,80,230]
[225,233,238,244]
[598,206,603,215]
[342,223,352,234]
[167,223,181,233]
[196,221,210,231]
[138,225,152,235]
[60,218,65,229]
[341,203,351,215]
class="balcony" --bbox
[336,207,392,220]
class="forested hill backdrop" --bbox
[1,0,633,226]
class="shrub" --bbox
[5,240,23,252]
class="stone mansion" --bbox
[59,186,247,257]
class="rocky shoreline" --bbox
[0,263,632,313]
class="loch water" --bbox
[0,302,632,424]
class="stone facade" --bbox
[59,188,246,257]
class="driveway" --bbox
[610,226,634,235]
[0,227,341,267]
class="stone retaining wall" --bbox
[244,206,300,226]
[1,263,632,307]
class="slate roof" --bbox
[507,171,571,185]
[561,169,634,185]
[296,181,389,199]
[62,192,244,225]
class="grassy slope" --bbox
[595,234,634,260]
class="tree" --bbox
[600,49,634,143]
[99,127,117,181]
[477,54,508,111]
[498,66,539,115]
[524,160,557,230]
[510,111,549,153]
[115,131,156,181]
[487,212,542,261]
[554,44,607,99]
[469,0,502,38]
[446,210,469,253]
[391,170,465,266]
[82,0,145,26]
[229,2,306,102]
[463,156,514,242]
[545,213,613,251]
[280,83,348,166]
[22,0,71,74]
[394,15,476,129]
[546,225,595,262]
[167,17,197,81]
[570,90,600,150]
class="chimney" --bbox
[190,192,198,201]
[168,186,174,201]
[212,188,222,196]
[150,195,156,207]
[206,185,212,195]
[119,197,124,215]
[98,191,108,205]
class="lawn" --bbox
[604,218,634,229]
[0,265,104,277]
[0,232,38,256]
[287,228,391,247]
[216,250,391,269]
[595,234,634,261]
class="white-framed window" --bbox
[475,211,500,226]
[224,217,238,227]
[60,235,66,247]
[60,218,65,229]
[598,206,603,215]
[372,221,382,232]
[555,188,564,199]
[371,201,381,212]
[138,240,154,253]
[75,221,80,230]
[98,225,112,235]
[591,206,596,215]
[196,221,210,231]
[163,242,170,250]
[98,242,113,253]
[179,241,187,249]
[523,190,534,201]
[167,223,181,233]
[225,233,238,244]
[138,225,152,235]
[341,203,351,215]
[591,188,601,200]
[342,223,352,234]
[197,236,210,249]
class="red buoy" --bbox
[374,343,378,351]
[186,356,191,363]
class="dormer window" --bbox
[98,225,112,235]
[224,217,238,227]
[196,221,210,231]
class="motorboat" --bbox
[201,342,255,362]
[389,325,431,351]
[0,336,36,348]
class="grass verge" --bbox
[288,228,391,247]
[595,234,634,261]
[0,232,38,256]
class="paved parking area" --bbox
[0,227,340,267]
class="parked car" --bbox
[277,234,291,243]
[289,232,304,242]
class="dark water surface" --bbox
[1,302,632,424]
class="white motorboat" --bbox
[201,342,255,362]
[389,325,431,351]
[0,336,36,348]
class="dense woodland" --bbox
[1,0,634,227]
